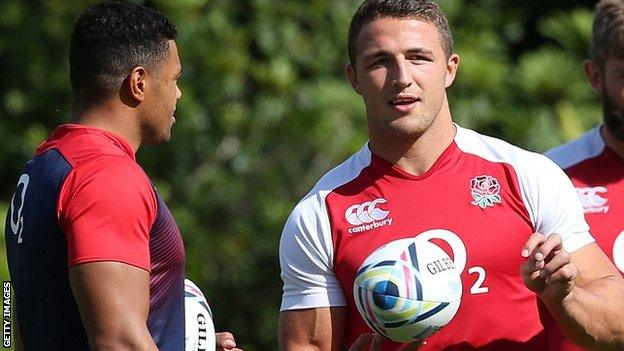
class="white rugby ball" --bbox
[353,237,462,342]
[185,279,216,351]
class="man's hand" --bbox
[348,334,422,351]
[216,331,244,351]
[521,233,577,301]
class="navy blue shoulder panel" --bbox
[5,148,89,350]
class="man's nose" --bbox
[391,58,412,89]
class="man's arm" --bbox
[279,307,347,351]
[522,235,624,350]
[279,308,421,351]
[69,261,157,351]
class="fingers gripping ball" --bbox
[185,279,216,351]
[353,238,462,342]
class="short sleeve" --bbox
[520,154,594,253]
[279,195,347,311]
[58,156,157,270]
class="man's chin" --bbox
[142,133,172,145]
[604,117,624,142]
[601,96,624,141]
[609,126,624,142]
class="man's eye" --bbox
[408,56,430,62]
[371,58,387,66]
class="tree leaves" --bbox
[0,1,601,349]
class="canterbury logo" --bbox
[345,198,390,225]
[577,186,607,208]
[576,186,609,214]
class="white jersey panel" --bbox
[545,126,605,169]
[455,126,594,253]
[279,145,372,311]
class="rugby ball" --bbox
[185,279,216,351]
[353,237,462,342]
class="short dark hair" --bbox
[591,0,624,67]
[69,1,177,103]
[348,0,453,66]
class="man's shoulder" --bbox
[61,145,152,199]
[288,144,371,217]
[455,125,551,169]
[50,127,149,179]
[58,154,156,222]
[544,126,604,170]
[37,124,137,168]
[454,125,575,201]
[74,153,147,179]
[306,144,371,198]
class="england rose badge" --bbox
[470,175,502,209]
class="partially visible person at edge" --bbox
[4,2,241,350]
[544,1,624,350]
[277,0,624,350]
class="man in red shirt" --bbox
[545,1,624,350]
[278,1,624,350]
[5,2,241,350]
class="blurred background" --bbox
[0,0,602,349]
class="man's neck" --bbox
[369,100,455,176]
[73,100,141,153]
[601,124,624,161]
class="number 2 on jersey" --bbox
[468,266,489,294]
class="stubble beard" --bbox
[602,90,624,142]
[141,112,173,145]
[384,99,442,141]
[392,114,434,139]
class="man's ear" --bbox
[445,53,460,88]
[346,63,362,95]
[584,60,603,95]
[127,66,148,103]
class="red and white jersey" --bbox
[544,125,624,351]
[546,125,624,274]
[280,125,594,351]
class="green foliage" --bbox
[0,1,602,350]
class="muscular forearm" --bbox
[87,320,158,351]
[279,308,347,351]
[88,321,159,351]
[542,276,624,350]
[91,336,158,351]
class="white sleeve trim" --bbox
[280,145,371,311]
[455,126,594,253]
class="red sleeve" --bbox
[57,156,157,271]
